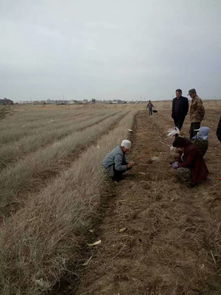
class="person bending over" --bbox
[102,139,135,181]
[171,136,208,187]
[192,126,210,157]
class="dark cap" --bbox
[188,88,196,95]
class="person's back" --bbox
[192,126,209,157]
[182,143,208,184]
[172,136,208,186]
[102,145,126,170]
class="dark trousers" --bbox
[148,108,153,116]
[173,117,185,130]
[189,122,201,139]
[112,168,123,182]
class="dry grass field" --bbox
[0,101,220,295]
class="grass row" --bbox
[0,109,109,145]
[0,111,117,169]
[0,110,136,295]
[0,111,125,217]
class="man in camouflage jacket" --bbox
[188,88,205,139]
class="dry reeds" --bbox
[0,110,136,294]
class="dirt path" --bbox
[75,111,221,295]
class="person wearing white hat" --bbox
[102,139,135,181]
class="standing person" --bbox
[102,139,135,181]
[171,136,209,187]
[171,89,189,130]
[147,100,154,116]
[188,88,205,139]
[216,117,221,142]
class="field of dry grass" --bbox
[0,103,138,294]
[0,101,220,295]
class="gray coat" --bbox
[102,145,128,176]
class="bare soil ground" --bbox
[74,108,221,295]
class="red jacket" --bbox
[178,144,209,184]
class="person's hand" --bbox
[127,161,136,168]
[171,161,179,169]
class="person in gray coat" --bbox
[102,139,135,181]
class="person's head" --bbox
[172,136,191,151]
[194,126,210,140]
[121,139,132,153]
[176,89,182,98]
[149,100,151,103]
[188,88,197,99]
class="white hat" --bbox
[121,139,131,149]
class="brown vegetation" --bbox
[0,101,220,295]
[0,104,137,294]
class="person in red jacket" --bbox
[171,136,209,187]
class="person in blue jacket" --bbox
[102,139,135,181]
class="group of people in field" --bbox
[102,88,221,188]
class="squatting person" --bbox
[189,88,205,139]
[171,89,189,130]
[171,136,209,187]
[102,139,135,181]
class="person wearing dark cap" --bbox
[216,117,221,142]
[171,136,208,187]
[171,89,189,130]
[188,88,205,139]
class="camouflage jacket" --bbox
[190,96,205,123]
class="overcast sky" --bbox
[0,0,221,101]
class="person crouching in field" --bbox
[192,126,210,157]
[102,140,135,181]
[171,136,208,187]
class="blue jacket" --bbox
[102,145,128,172]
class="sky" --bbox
[0,0,221,101]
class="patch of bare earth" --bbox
[75,110,221,295]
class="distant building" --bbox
[56,100,69,105]
[112,99,127,104]
[0,98,14,105]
